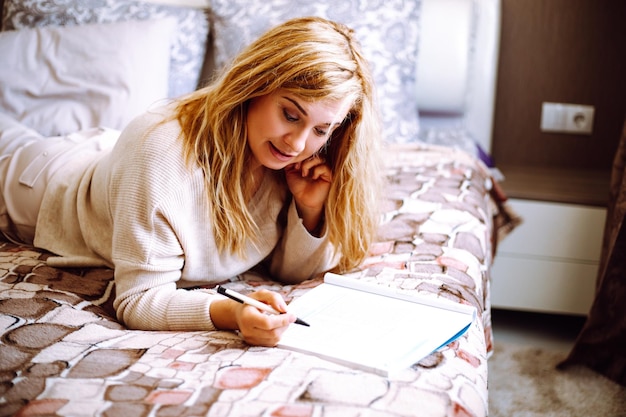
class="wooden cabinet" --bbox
[486,0,623,316]
[491,198,606,315]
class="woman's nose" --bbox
[283,129,308,153]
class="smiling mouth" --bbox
[269,143,296,161]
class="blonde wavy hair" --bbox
[174,16,382,272]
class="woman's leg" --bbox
[0,127,119,244]
[0,116,45,244]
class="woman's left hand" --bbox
[285,155,331,233]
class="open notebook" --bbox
[278,273,476,377]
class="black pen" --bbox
[217,285,310,327]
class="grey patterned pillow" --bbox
[1,0,209,98]
[210,0,421,144]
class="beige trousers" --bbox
[0,127,118,244]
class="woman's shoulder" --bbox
[106,103,198,185]
[103,104,204,208]
[115,103,184,154]
[127,101,180,137]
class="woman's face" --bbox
[246,89,351,171]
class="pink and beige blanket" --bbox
[0,144,517,417]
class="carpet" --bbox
[488,341,626,417]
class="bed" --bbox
[0,0,517,416]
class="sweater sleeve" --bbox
[106,112,222,332]
[113,260,218,331]
[269,200,339,284]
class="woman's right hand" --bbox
[210,289,296,346]
[284,155,332,234]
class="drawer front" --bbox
[491,255,597,315]
[498,199,606,262]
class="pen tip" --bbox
[295,318,310,327]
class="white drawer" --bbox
[498,199,606,262]
[491,255,597,315]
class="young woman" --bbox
[0,17,382,346]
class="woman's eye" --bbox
[314,127,328,137]
[283,109,298,122]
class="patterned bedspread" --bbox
[0,144,515,417]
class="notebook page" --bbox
[278,280,474,376]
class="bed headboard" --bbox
[140,0,501,154]
[416,0,501,153]
[1,0,500,153]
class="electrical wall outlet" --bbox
[540,102,594,135]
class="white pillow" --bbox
[1,0,210,98]
[210,0,422,144]
[0,19,175,136]
[0,113,44,150]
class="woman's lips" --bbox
[269,142,295,162]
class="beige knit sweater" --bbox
[34,106,337,331]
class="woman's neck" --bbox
[244,165,266,201]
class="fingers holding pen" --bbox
[249,289,289,313]
[238,304,296,346]
[227,289,297,347]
